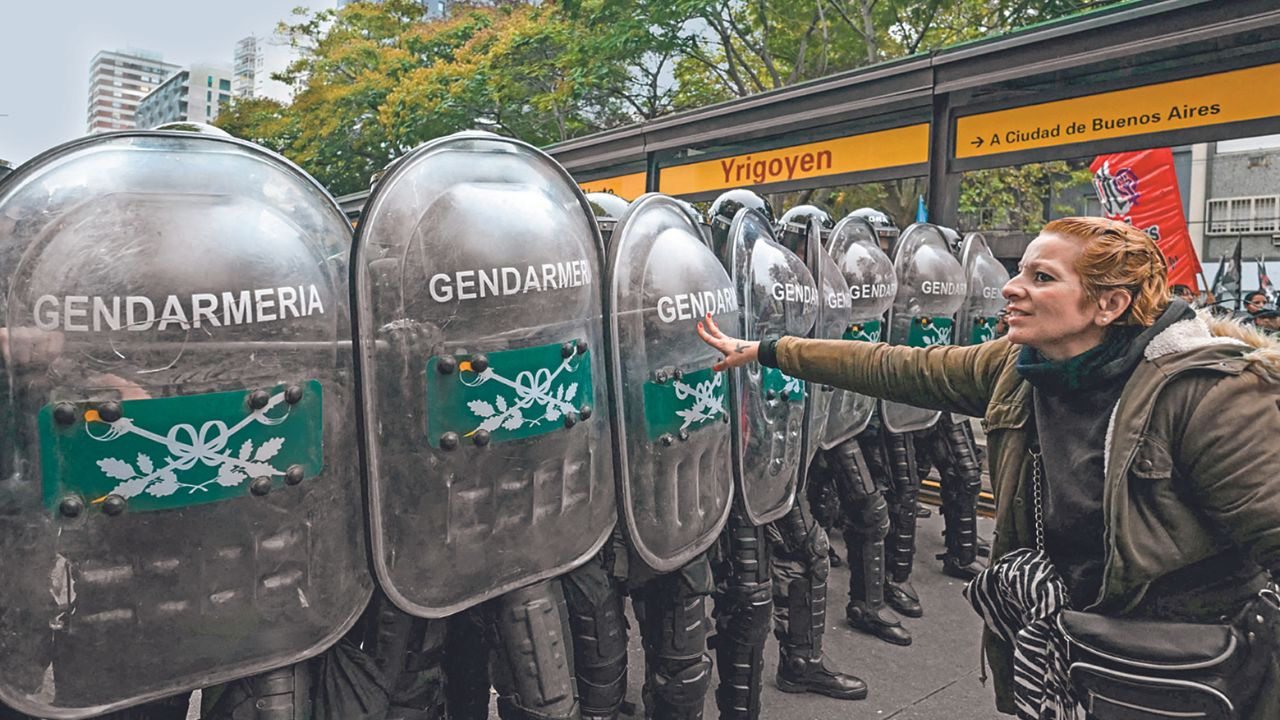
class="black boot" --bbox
[844,535,910,646]
[940,553,986,580]
[827,545,842,568]
[885,580,922,618]
[775,649,868,700]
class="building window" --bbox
[207,90,212,102]
[1207,196,1280,235]
[207,76,213,87]
[219,78,231,91]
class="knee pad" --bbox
[806,523,830,582]
[651,655,713,709]
[854,493,890,539]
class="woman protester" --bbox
[697,217,1280,719]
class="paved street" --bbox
[674,509,1000,720]
[615,507,1001,720]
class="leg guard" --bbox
[768,506,828,660]
[824,438,909,644]
[488,579,580,720]
[203,665,312,720]
[883,430,920,584]
[563,550,628,720]
[633,572,712,720]
[934,415,983,568]
[712,506,772,720]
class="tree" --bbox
[214,0,1121,199]
[214,97,295,156]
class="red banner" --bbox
[1091,148,1202,290]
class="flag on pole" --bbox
[1210,237,1243,311]
[1090,148,1202,290]
[1259,257,1277,305]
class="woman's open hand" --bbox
[696,312,759,372]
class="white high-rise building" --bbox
[135,64,236,129]
[86,49,181,134]
[233,35,298,104]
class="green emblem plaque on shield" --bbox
[426,340,593,446]
[843,319,882,343]
[642,366,727,440]
[762,366,805,402]
[39,381,324,514]
[906,316,954,347]
[971,316,998,344]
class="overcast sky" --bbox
[0,0,334,165]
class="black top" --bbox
[1021,300,1194,608]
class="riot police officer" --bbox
[807,211,911,646]
[705,190,863,719]
[351,132,619,720]
[915,229,1008,581]
[877,223,967,618]
[563,193,736,720]
[0,130,371,719]
[768,204,869,696]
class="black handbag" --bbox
[1027,446,1279,720]
[1057,590,1278,720]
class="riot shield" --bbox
[882,223,966,433]
[823,216,897,445]
[777,213,837,485]
[606,193,735,572]
[724,208,817,526]
[956,232,1010,346]
[352,132,616,617]
[0,132,370,718]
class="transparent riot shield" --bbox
[725,208,817,526]
[823,216,897,446]
[0,132,371,718]
[606,193,735,572]
[882,223,966,434]
[780,216,838,487]
[352,132,616,617]
[956,232,1010,347]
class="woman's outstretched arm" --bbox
[697,312,1011,419]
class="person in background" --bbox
[1171,284,1197,306]
[1245,290,1270,317]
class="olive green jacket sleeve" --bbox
[774,335,1016,419]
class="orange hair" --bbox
[1041,217,1170,327]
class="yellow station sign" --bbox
[658,123,929,196]
[578,172,647,200]
[956,63,1280,159]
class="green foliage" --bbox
[957,161,1095,233]
[214,0,1119,198]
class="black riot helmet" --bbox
[938,224,963,257]
[708,189,774,261]
[672,197,713,249]
[850,207,900,253]
[774,204,833,256]
[585,191,630,247]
